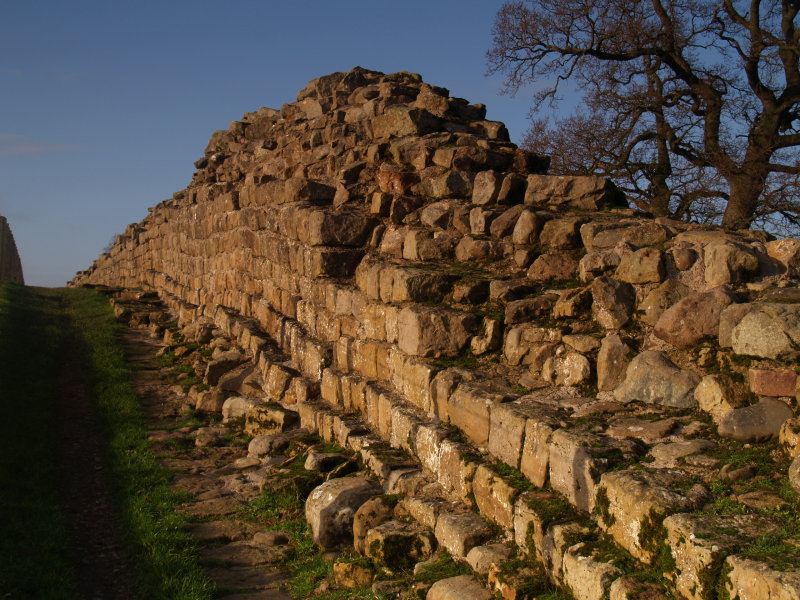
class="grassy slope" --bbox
[61,287,214,600]
[0,283,78,599]
[0,283,213,600]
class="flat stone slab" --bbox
[179,496,244,517]
[202,542,284,566]
[189,520,257,543]
[219,592,291,600]
[172,473,220,496]
[208,566,287,591]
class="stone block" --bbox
[365,520,436,570]
[749,368,797,397]
[596,469,707,563]
[305,477,383,549]
[663,513,778,600]
[434,511,494,558]
[524,175,622,210]
[549,430,639,513]
[448,382,509,447]
[397,306,477,358]
[472,464,517,529]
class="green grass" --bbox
[0,284,213,599]
[62,286,215,599]
[0,283,79,599]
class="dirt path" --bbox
[55,336,138,600]
[119,326,292,600]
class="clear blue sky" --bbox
[1,1,541,287]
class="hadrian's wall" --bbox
[73,67,800,599]
[0,216,24,284]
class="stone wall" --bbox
[74,68,800,599]
[0,216,24,284]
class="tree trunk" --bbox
[721,174,765,230]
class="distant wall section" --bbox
[0,216,24,284]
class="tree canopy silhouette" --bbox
[488,0,800,232]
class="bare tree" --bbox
[488,0,800,230]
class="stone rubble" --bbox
[73,67,800,600]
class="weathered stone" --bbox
[511,209,547,245]
[723,555,800,600]
[465,544,511,575]
[489,205,525,238]
[206,350,246,385]
[244,404,298,436]
[639,279,692,326]
[352,495,395,554]
[597,469,707,563]
[648,439,716,468]
[579,248,623,281]
[731,305,800,359]
[553,286,592,319]
[520,409,562,488]
[605,417,678,444]
[454,236,500,261]
[332,560,374,589]
[541,352,591,387]
[540,216,587,249]
[524,175,622,210]
[426,575,492,600]
[614,351,699,408]
[471,170,501,205]
[434,511,494,558]
[767,238,800,275]
[562,334,600,353]
[504,296,555,325]
[591,277,635,329]
[790,454,800,493]
[597,334,630,392]
[718,398,794,442]
[562,542,622,600]
[749,367,797,397]
[549,430,636,513]
[448,382,509,447]
[305,477,382,549]
[653,287,735,348]
[663,513,778,600]
[470,318,503,356]
[222,396,262,422]
[372,106,441,138]
[694,374,748,424]
[780,418,800,457]
[704,241,760,287]
[364,520,436,570]
[615,247,664,284]
[472,464,517,529]
[581,221,670,252]
[528,253,578,281]
[397,306,476,358]
[195,388,227,413]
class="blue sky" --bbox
[1,1,541,287]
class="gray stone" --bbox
[718,398,794,442]
[704,240,760,287]
[597,334,630,392]
[465,544,511,575]
[591,277,635,329]
[731,303,800,359]
[427,575,491,600]
[305,477,382,549]
[639,279,691,327]
[434,511,494,558]
[615,247,664,284]
[614,351,699,408]
[206,350,246,385]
